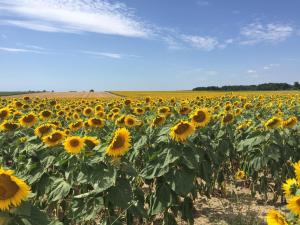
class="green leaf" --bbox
[48,178,71,202]
[108,178,132,208]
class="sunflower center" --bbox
[70,139,80,147]
[42,111,51,117]
[49,133,62,142]
[112,135,125,149]
[126,118,134,125]
[39,126,52,134]
[91,119,102,125]
[223,114,233,123]
[296,198,300,207]
[174,123,190,135]
[0,110,8,119]
[0,174,19,200]
[23,115,35,123]
[4,123,18,130]
[194,111,206,123]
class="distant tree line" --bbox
[193,82,300,91]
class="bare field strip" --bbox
[2,91,118,98]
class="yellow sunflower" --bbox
[0,121,19,132]
[83,107,93,117]
[287,195,300,216]
[84,136,100,150]
[0,108,10,121]
[0,168,30,211]
[266,210,288,225]
[221,113,234,125]
[19,113,37,128]
[234,170,245,180]
[115,115,126,127]
[151,115,166,127]
[170,121,195,142]
[69,120,83,131]
[106,128,131,157]
[42,130,66,147]
[282,178,298,198]
[87,118,105,128]
[190,108,211,128]
[283,116,298,128]
[124,115,138,128]
[63,136,85,154]
[34,124,54,138]
[293,161,300,185]
[264,117,282,129]
[39,110,52,120]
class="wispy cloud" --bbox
[81,50,139,59]
[181,35,219,51]
[240,22,293,45]
[196,1,210,6]
[263,63,280,70]
[0,46,43,53]
[247,69,256,74]
[0,0,151,38]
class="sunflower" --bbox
[158,107,171,116]
[134,107,145,115]
[39,110,52,120]
[266,210,288,225]
[84,137,100,150]
[87,118,105,128]
[63,136,85,154]
[170,121,195,142]
[221,113,234,125]
[34,124,54,138]
[19,113,37,128]
[190,108,211,128]
[0,121,19,132]
[282,178,298,198]
[83,107,93,117]
[124,115,138,128]
[179,106,191,115]
[115,115,126,127]
[287,195,300,216]
[0,108,10,121]
[42,130,66,147]
[283,116,298,128]
[151,115,166,127]
[293,161,300,184]
[0,168,30,211]
[264,117,282,129]
[106,128,131,157]
[234,170,245,180]
[69,120,83,131]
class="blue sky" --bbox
[0,0,300,91]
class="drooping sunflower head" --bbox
[0,121,19,132]
[264,117,282,129]
[0,168,30,211]
[87,118,105,128]
[106,128,131,157]
[42,130,66,147]
[266,210,288,225]
[69,120,83,131]
[34,124,54,138]
[170,121,195,142]
[63,136,85,154]
[19,113,37,128]
[283,116,298,128]
[84,136,100,150]
[190,108,211,128]
[282,178,298,198]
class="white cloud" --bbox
[181,35,219,51]
[247,69,256,74]
[263,63,280,70]
[0,0,151,38]
[162,36,183,50]
[0,46,42,53]
[196,1,210,6]
[81,50,139,59]
[240,22,293,45]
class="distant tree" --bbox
[51,90,54,92]
[294,82,300,90]
[43,90,47,92]
[90,89,95,93]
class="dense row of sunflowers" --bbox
[0,93,299,224]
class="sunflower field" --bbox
[0,92,299,225]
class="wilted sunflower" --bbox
[34,124,54,138]
[190,108,211,128]
[287,195,300,216]
[266,210,288,225]
[39,110,52,120]
[282,178,298,198]
[42,130,66,147]
[170,121,195,142]
[19,113,37,128]
[0,121,19,132]
[283,116,298,128]
[87,118,105,128]
[84,136,100,150]
[0,108,10,121]
[264,117,282,129]
[63,136,85,154]
[221,113,234,125]
[0,168,30,211]
[106,128,131,157]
